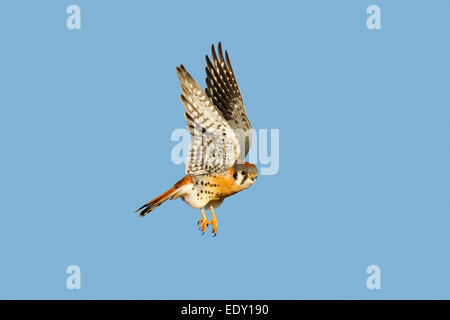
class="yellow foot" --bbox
[207,218,218,236]
[198,217,207,234]
[197,208,208,235]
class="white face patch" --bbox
[233,170,257,190]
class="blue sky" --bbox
[0,0,449,299]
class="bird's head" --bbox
[232,162,258,189]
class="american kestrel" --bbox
[136,43,257,236]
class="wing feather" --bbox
[176,65,239,175]
[205,42,252,159]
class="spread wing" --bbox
[205,42,252,160]
[176,65,240,175]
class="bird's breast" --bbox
[177,171,244,209]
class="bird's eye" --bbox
[241,171,247,175]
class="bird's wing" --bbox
[205,42,252,160]
[177,65,240,175]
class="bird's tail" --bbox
[135,175,192,217]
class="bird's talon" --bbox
[198,215,208,234]
[207,218,218,236]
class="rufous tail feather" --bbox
[135,175,192,217]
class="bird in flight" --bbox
[136,43,257,236]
